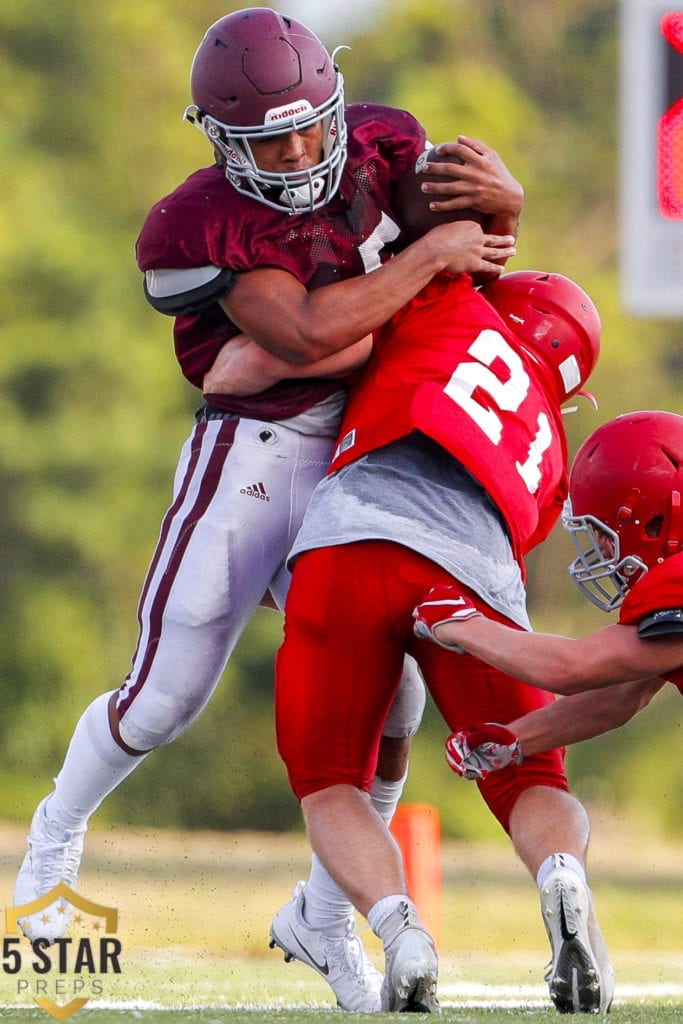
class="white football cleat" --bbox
[269,882,383,1012]
[380,899,439,1013]
[540,859,614,1014]
[13,797,87,942]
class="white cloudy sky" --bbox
[276,0,383,38]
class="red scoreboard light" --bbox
[620,2,683,315]
[658,12,683,217]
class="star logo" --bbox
[5,884,120,1022]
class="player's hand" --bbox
[445,722,523,781]
[421,137,524,218]
[412,585,482,650]
[415,219,515,279]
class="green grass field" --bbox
[1,814,681,1022]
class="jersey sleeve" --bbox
[135,166,281,275]
[344,103,428,192]
[636,608,683,638]
[619,554,683,633]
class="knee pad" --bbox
[382,655,426,739]
[118,685,203,750]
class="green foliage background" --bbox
[0,0,681,839]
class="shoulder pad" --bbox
[637,607,683,639]
[143,266,238,316]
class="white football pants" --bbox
[115,414,425,751]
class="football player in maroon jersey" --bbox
[414,409,683,776]
[272,270,613,1012]
[13,8,522,1013]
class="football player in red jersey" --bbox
[273,270,614,1013]
[414,409,683,774]
[13,8,522,1012]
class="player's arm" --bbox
[221,220,516,364]
[202,333,373,397]
[444,675,668,780]
[437,615,683,693]
[507,677,668,755]
[413,588,683,694]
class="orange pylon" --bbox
[390,802,442,945]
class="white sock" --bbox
[301,770,410,930]
[301,855,355,929]
[536,852,587,889]
[370,768,408,826]
[367,894,415,938]
[43,691,148,831]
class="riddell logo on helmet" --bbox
[226,145,247,166]
[265,101,313,124]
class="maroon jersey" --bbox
[136,103,427,418]
[619,553,683,692]
[328,274,569,565]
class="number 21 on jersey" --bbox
[443,328,552,495]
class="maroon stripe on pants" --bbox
[116,418,237,718]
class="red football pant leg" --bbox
[276,545,407,799]
[276,540,568,834]
[410,636,568,833]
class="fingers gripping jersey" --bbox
[329,275,569,564]
[618,553,683,692]
[136,104,427,415]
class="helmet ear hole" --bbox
[645,515,663,538]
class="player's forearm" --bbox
[434,617,637,694]
[509,678,666,755]
[203,335,372,396]
[289,334,373,378]
[222,222,515,363]
[433,617,590,693]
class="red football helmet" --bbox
[563,410,683,610]
[184,8,347,213]
[480,271,601,404]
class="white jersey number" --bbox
[358,212,401,273]
[443,329,552,494]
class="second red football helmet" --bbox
[481,271,601,404]
[563,410,683,610]
[184,8,347,213]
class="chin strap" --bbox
[561,389,598,416]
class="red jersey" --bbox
[619,553,683,692]
[328,274,569,565]
[136,103,426,418]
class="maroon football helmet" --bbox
[184,8,347,213]
[563,410,683,610]
[481,271,601,404]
